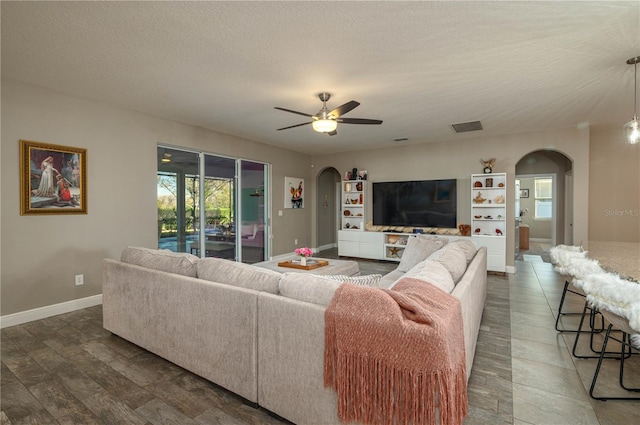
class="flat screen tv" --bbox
[372,179,457,228]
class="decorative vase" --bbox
[300,257,307,266]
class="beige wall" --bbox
[2,80,636,318]
[589,126,640,242]
[312,127,593,268]
[1,80,311,316]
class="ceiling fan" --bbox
[274,92,382,136]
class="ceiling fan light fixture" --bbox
[161,151,172,163]
[625,56,640,144]
[312,119,337,133]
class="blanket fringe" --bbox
[326,352,467,425]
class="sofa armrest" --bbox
[102,259,259,402]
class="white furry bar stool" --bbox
[583,272,640,400]
[549,245,590,332]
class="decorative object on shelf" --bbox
[480,158,495,174]
[285,176,304,208]
[520,189,529,198]
[356,181,363,191]
[352,168,358,180]
[497,214,503,219]
[474,181,483,188]
[358,170,368,180]
[474,215,482,219]
[624,56,640,144]
[359,194,363,204]
[388,246,402,257]
[344,171,352,181]
[345,182,352,192]
[484,216,492,219]
[344,210,351,216]
[351,225,359,229]
[475,228,481,234]
[496,229,503,236]
[20,139,88,215]
[485,178,493,188]
[458,224,471,236]
[350,198,358,204]
[473,192,486,203]
[295,247,313,266]
[498,183,504,187]
[345,223,351,228]
[494,195,505,204]
[387,235,400,244]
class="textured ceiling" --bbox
[2,1,639,155]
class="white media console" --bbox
[338,230,506,272]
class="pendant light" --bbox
[624,56,640,144]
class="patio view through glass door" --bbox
[157,146,268,263]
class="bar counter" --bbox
[586,241,640,282]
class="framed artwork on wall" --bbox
[284,176,304,209]
[20,140,87,215]
[520,189,529,198]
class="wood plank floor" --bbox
[1,252,518,424]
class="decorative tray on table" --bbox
[277,259,328,270]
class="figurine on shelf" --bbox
[480,158,495,174]
[496,229,503,236]
[473,192,486,204]
[494,195,505,204]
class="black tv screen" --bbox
[372,179,457,228]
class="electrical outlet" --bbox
[294,239,298,245]
[75,274,84,286]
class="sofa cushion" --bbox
[428,243,469,284]
[197,257,281,294]
[121,246,199,277]
[379,270,405,289]
[397,236,447,273]
[278,273,341,306]
[417,234,450,246]
[400,260,456,293]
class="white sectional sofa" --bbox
[102,237,487,424]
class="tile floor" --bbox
[1,253,638,424]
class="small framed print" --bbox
[285,176,304,209]
[520,189,529,198]
[20,140,87,215]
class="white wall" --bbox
[1,80,311,316]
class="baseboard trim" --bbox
[0,294,103,329]
[506,265,516,274]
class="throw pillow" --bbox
[197,257,281,294]
[400,260,456,293]
[318,274,382,287]
[448,239,477,263]
[397,236,447,273]
[431,244,468,284]
[121,246,199,277]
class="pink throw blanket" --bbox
[324,277,468,425]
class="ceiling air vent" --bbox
[451,120,483,133]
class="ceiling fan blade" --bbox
[274,107,314,117]
[328,130,338,136]
[329,100,359,118]
[277,122,313,131]
[337,118,383,125]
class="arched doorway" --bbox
[316,167,342,254]
[515,150,573,259]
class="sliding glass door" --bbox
[157,146,268,263]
